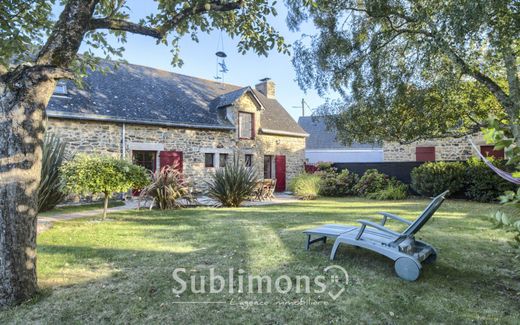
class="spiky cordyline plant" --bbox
[205,159,258,207]
[139,166,194,210]
[37,133,70,212]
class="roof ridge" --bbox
[99,58,243,89]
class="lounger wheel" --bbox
[394,257,421,281]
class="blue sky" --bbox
[72,1,329,120]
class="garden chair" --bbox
[251,180,265,201]
[303,190,449,281]
[264,178,276,200]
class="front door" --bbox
[160,151,183,172]
[275,155,286,192]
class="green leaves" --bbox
[205,158,258,207]
[60,154,149,197]
[2,1,288,75]
[289,173,321,199]
[0,1,55,67]
[38,133,70,212]
[287,0,519,146]
[139,166,193,210]
[411,162,466,197]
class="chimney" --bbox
[255,78,276,99]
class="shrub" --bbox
[315,161,333,171]
[318,169,359,196]
[353,169,391,196]
[139,166,193,209]
[465,157,517,202]
[366,183,408,200]
[289,173,321,200]
[61,154,149,219]
[205,159,258,207]
[411,162,466,197]
[38,133,70,212]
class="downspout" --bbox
[121,123,126,159]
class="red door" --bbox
[275,155,286,192]
[160,151,183,172]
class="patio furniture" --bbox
[265,178,276,200]
[304,190,449,281]
[252,179,277,201]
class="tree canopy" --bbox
[1,0,288,75]
[61,154,149,219]
[286,0,519,146]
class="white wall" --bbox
[306,149,384,163]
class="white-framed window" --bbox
[238,112,254,139]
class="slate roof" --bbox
[298,116,382,150]
[47,60,306,135]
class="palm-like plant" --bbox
[37,133,69,212]
[205,159,258,207]
[139,166,193,210]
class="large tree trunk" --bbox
[0,68,56,306]
[0,0,98,306]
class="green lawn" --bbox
[1,198,519,324]
[38,200,126,217]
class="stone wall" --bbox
[46,93,305,192]
[383,134,485,161]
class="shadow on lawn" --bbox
[17,200,518,324]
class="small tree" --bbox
[61,154,149,219]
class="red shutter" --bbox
[416,147,435,162]
[480,146,504,159]
[160,151,183,173]
[275,155,286,192]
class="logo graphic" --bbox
[323,265,349,300]
[171,264,350,303]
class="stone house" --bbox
[298,116,383,163]
[46,61,308,192]
[299,117,501,163]
[382,134,503,162]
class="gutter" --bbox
[260,128,309,138]
[47,110,236,131]
[306,149,383,153]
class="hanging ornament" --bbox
[214,30,229,86]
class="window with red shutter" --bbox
[416,147,435,161]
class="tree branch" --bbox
[89,18,163,39]
[1,64,74,84]
[160,0,243,33]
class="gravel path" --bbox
[37,194,298,233]
[37,200,139,234]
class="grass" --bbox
[1,198,519,324]
[39,200,126,216]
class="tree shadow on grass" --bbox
[3,199,517,324]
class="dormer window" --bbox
[53,81,68,96]
[238,112,254,139]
